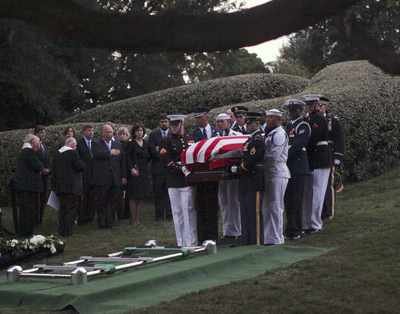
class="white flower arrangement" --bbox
[0,234,65,258]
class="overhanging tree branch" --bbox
[0,0,361,52]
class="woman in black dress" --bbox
[127,123,151,225]
[116,126,131,220]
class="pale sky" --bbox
[241,0,288,63]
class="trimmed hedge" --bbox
[63,73,309,127]
[0,123,128,204]
[207,61,400,181]
[1,61,399,202]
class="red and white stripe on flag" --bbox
[181,136,250,165]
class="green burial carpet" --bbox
[0,245,330,314]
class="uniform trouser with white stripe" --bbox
[322,167,335,220]
[218,179,241,237]
[303,168,330,230]
[168,187,198,247]
[262,178,288,245]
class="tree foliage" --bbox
[273,0,400,75]
[0,0,267,131]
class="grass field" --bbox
[1,168,400,313]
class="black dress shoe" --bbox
[304,228,321,234]
[286,233,302,240]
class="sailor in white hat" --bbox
[262,108,290,245]
[160,114,197,247]
[215,112,243,241]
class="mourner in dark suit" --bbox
[91,124,127,228]
[191,109,219,243]
[231,105,248,134]
[192,109,217,142]
[302,95,332,233]
[283,99,311,240]
[148,114,172,221]
[77,124,94,224]
[239,112,265,245]
[160,114,197,247]
[33,125,50,224]
[13,134,44,237]
[320,96,345,221]
[127,124,151,225]
[52,137,85,237]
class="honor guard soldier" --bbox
[215,112,242,241]
[239,111,265,245]
[262,109,290,245]
[231,106,248,134]
[302,95,332,233]
[283,99,311,240]
[319,96,345,220]
[160,114,198,247]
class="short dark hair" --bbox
[33,125,46,134]
[82,124,93,132]
[63,126,76,137]
[131,122,146,138]
[159,113,168,121]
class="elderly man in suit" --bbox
[91,124,127,228]
[191,109,219,242]
[77,124,94,224]
[192,109,216,142]
[33,125,50,224]
[52,137,85,237]
[13,134,44,237]
[148,114,172,221]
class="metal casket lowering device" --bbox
[6,240,217,285]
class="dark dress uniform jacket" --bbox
[160,134,188,188]
[287,117,311,176]
[52,149,85,195]
[148,129,169,176]
[14,148,44,192]
[326,112,345,163]
[306,112,332,170]
[241,129,265,191]
[91,139,126,187]
[231,123,246,134]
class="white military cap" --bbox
[302,94,321,102]
[167,114,185,121]
[216,113,231,120]
[283,99,306,109]
[265,109,283,117]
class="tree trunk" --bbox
[0,0,361,52]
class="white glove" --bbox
[334,159,341,166]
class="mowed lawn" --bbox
[1,168,400,313]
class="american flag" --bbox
[181,136,250,170]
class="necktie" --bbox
[202,128,207,139]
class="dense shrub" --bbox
[207,61,400,181]
[1,61,399,202]
[63,73,309,127]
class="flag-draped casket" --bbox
[181,136,249,181]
